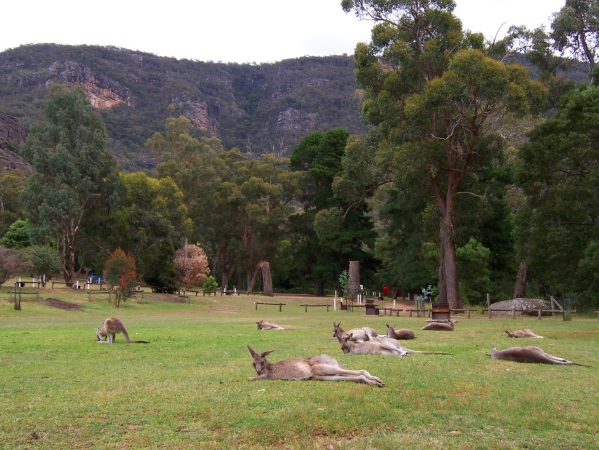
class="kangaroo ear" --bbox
[492,343,497,350]
[247,345,258,356]
[261,350,274,357]
[386,324,390,328]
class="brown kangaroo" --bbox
[486,344,588,366]
[505,329,544,339]
[95,318,149,344]
[247,345,384,386]
[421,320,456,331]
[385,324,416,340]
[339,334,451,356]
[332,322,379,342]
[256,320,284,330]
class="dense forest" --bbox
[2,0,599,311]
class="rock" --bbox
[489,298,552,316]
[0,111,32,171]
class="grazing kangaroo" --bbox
[421,320,456,331]
[256,320,284,330]
[247,345,385,386]
[486,344,588,366]
[505,329,544,339]
[95,318,149,344]
[386,324,416,340]
[339,334,451,356]
[332,322,379,342]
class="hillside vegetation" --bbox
[0,44,367,171]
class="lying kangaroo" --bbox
[505,329,544,339]
[332,322,379,342]
[339,334,451,356]
[256,320,284,330]
[421,320,456,331]
[486,344,588,366]
[386,324,416,340]
[247,345,385,386]
[95,318,149,344]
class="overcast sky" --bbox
[2,0,566,64]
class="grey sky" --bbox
[2,1,566,63]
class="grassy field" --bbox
[1,284,598,449]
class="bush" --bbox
[103,248,137,308]
[202,275,218,292]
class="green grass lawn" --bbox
[1,285,598,449]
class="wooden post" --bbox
[512,307,515,319]
[538,309,542,320]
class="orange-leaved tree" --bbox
[103,248,137,308]
[174,243,210,289]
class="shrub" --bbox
[202,275,218,292]
[103,248,137,308]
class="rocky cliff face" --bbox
[0,111,31,171]
[48,60,133,109]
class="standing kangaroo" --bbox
[385,324,416,340]
[256,320,284,330]
[332,322,379,342]
[95,318,149,344]
[505,329,544,339]
[421,320,456,331]
[247,345,384,386]
[486,344,588,366]
[339,334,451,356]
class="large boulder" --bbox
[490,298,552,316]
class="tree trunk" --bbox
[348,261,360,299]
[316,280,325,297]
[439,205,463,309]
[247,264,261,293]
[513,261,527,298]
[236,271,243,291]
[260,261,273,297]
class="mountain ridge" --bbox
[0,44,367,171]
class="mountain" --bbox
[0,44,368,171]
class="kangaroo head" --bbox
[94,328,103,341]
[256,320,264,330]
[340,334,352,354]
[247,345,274,375]
[332,322,342,338]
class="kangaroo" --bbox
[505,329,544,339]
[95,318,149,344]
[256,320,284,330]
[339,334,451,356]
[332,322,379,342]
[421,319,456,331]
[486,344,588,366]
[386,324,416,340]
[247,345,385,387]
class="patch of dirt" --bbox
[39,298,82,310]
[143,294,189,303]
